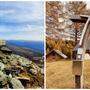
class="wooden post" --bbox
[72,61,83,88]
[75,75,81,88]
[71,15,90,88]
[73,61,84,88]
[75,74,83,88]
[72,45,85,89]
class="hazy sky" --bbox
[0,1,44,41]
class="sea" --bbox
[6,40,44,54]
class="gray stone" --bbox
[11,78,24,89]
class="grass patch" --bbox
[46,60,90,89]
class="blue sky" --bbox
[0,1,44,41]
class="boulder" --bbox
[11,78,24,89]
[0,62,4,70]
[29,69,37,75]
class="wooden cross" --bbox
[70,15,90,88]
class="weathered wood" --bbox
[71,15,90,88]
[72,61,83,75]
[72,57,84,88]
[75,74,83,88]
[70,15,88,23]
[75,75,81,88]
[79,18,90,48]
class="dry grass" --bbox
[46,60,90,89]
[83,60,90,88]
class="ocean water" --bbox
[6,40,44,54]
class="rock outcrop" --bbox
[0,45,44,89]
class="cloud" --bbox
[0,9,15,15]
[0,24,44,41]
[0,27,44,41]
[0,2,44,23]
[0,1,44,41]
